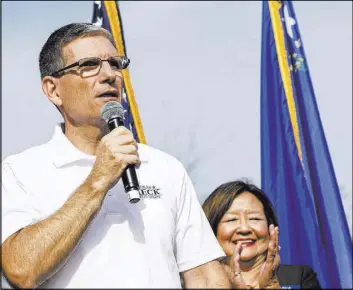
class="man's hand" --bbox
[91,126,140,190]
[1,126,140,289]
[259,225,281,289]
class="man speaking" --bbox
[1,23,230,288]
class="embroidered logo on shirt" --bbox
[139,185,162,199]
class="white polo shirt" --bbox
[2,124,225,288]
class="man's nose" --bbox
[99,61,117,83]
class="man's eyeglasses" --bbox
[50,56,130,77]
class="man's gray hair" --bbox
[39,23,116,79]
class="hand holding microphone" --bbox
[91,101,141,203]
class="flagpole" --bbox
[104,1,147,144]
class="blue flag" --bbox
[92,1,146,144]
[260,1,352,288]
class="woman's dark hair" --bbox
[202,180,278,236]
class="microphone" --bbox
[100,101,140,204]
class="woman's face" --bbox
[216,192,270,261]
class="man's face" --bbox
[55,35,123,127]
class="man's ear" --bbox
[42,76,63,107]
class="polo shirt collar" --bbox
[50,123,148,167]
[50,123,96,167]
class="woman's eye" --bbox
[226,218,238,222]
[250,218,261,220]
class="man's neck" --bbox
[64,123,106,155]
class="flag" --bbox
[92,1,147,144]
[260,1,352,288]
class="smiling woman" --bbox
[202,180,322,289]
[216,192,274,262]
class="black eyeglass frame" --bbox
[50,55,130,77]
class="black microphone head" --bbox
[100,101,124,122]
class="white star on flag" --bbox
[93,1,103,27]
[94,1,101,9]
[284,4,296,39]
[295,39,301,48]
[93,17,103,27]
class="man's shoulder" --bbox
[138,143,185,170]
[2,141,52,169]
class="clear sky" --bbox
[2,1,352,234]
